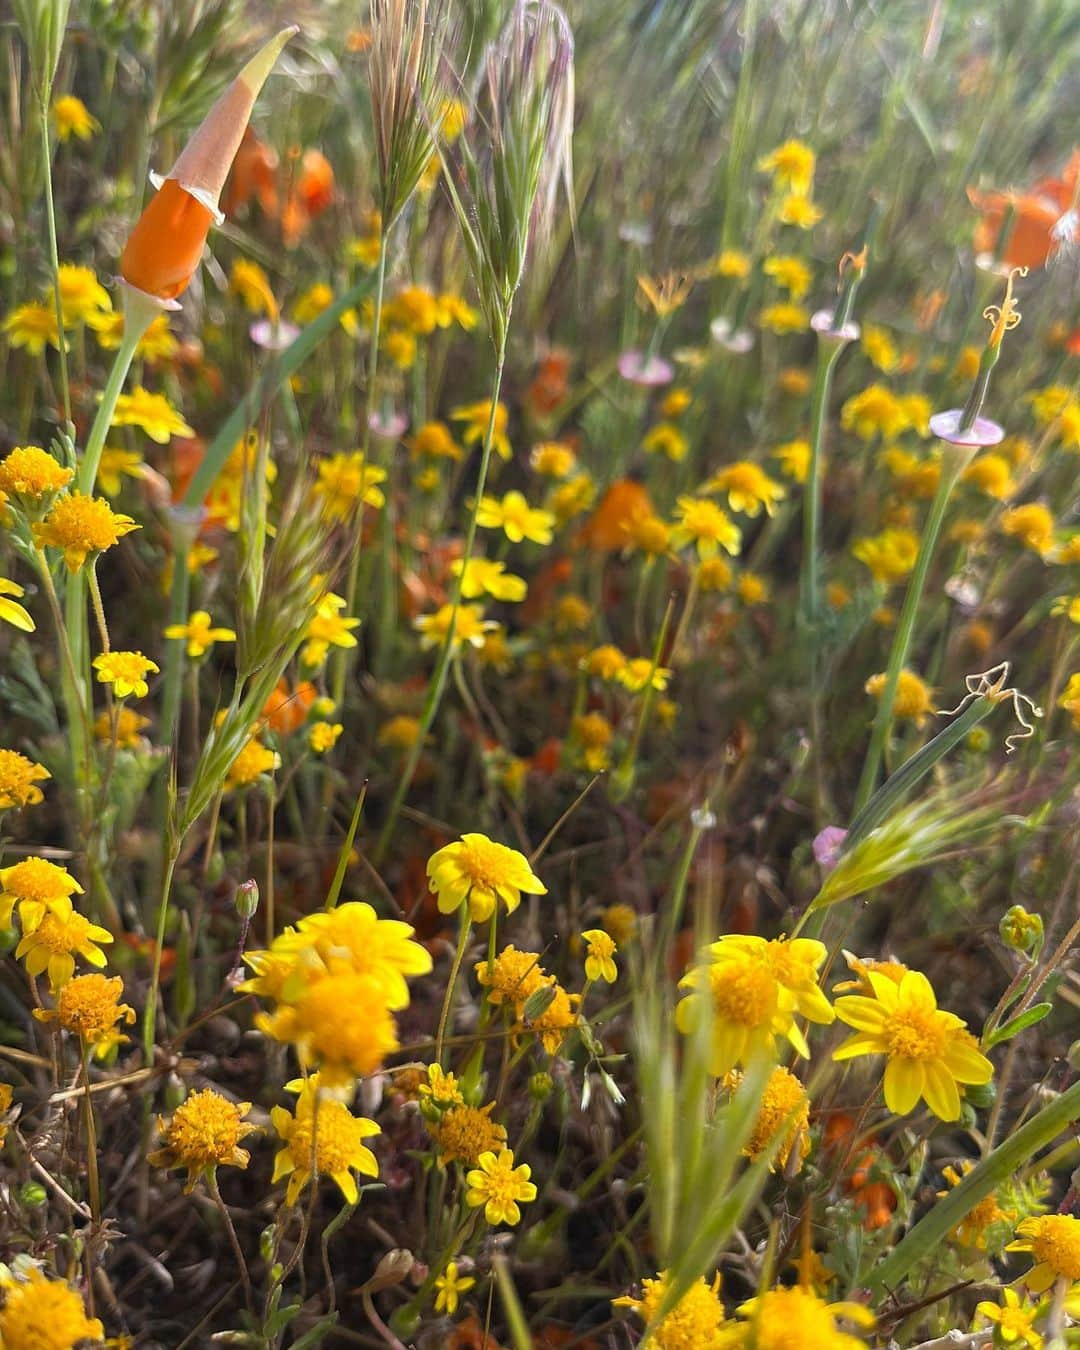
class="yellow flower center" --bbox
[884,1005,946,1061]
[56,974,131,1040]
[0,750,49,809]
[2,857,76,903]
[434,1104,507,1165]
[0,1271,103,1349]
[1027,1215,1080,1280]
[29,910,94,955]
[166,1090,247,1167]
[708,957,777,1028]
[287,1099,370,1176]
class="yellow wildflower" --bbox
[581,929,617,983]
[938,1161,1014,1248]
[164,610,236,658]
[0,856,83,932]
[3,301,62,354]
[97,447,144,496]
[643,422,689,461]
[760,301,810,334]
[0,445,73,502]
[773,438,811,483]
[974,1287,1043,1350]
[530,441,577,478]
[450,400,511,461]
[735,1285,874,1348]
[426,832,546,924]
[741,1065,810,1170]
[464,1148,537,1226]
[764,254,813,300]
[149,1089,255,1192]
[93,651,158,699]
[571,711,614,772]
[852,527,919,584]
[308,722,342,754]
[0,1268,104,1348]
[713,248,752,279]
[670,496,742,559]
[225,738,280,789]
[865,668,934,726]
[378,715,422,749]
[618,657,672,694]
[614,1271,732,1348]
[109,386,194,442]
[1006,1215,1080,1292]
[841,385,908,441]
[432,1102,507,1165]
[434,1262,476,1317]
[861,324,900,373]
[453,557,528,602]
[49,263,111,328]
[230,258,278,319]
[778,193,824,227]
[0,579,35,632]
[758,139,816,194]
[52,94,100,141]
[1001,502,1055,555]
[314,451,387,519]
[476,945,551,1008]
[707,461,786,517]
[962,452,1015,499]
[257,970,401,1085]
[476,491,555,545]
[1058,673,1080,730]
[15,895,113,989]
[302,593,360,667]
[271,1074,379,1207]
[33,972,135,1059]
[418,1063,465,1109]
[414,602,496,652]
[408,421,464,461]
[0,749,49,811]
[33,492,138,571]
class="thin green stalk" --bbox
[853,452,967,813]
[142,847,178,1062]
[80,1041,101,1227]
[374,344,507,865]
[38,100,71,431]
[434,914,472,1067]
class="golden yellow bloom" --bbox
[833,951,908,995]
[1001,502,1055,555]
[1006,1215,1080,1292]
[661,387,693,417]
[580,645,624,680]
[414,602,496,652]
[436,293,478,329]
[637,271,694,317]
[231,258,278,319]
[308,722,343,754]
[571,711,614,772]
[464,1148,537,1226]
[864,669,934,726]
[735,1285,874,1349]
[0,749,50,811]
[759,139,815,193]
[149,1089,255,1192]
[271,1074,379,1207]
[3,301,62,354]
[378,714,422,749]
[1058,673,1080,730]
[15,895,113,989]
[432,1102,507,1165]
[974,1287,1043,1350]
[0,446,73,502]
[451,400,511,461]
[0,1267,104,1348]
[476,491,555,545]
[841,385,908,441]
[861,324,900,373]
[34,973,135,1059]
[670,496,742,559]
[628,512,671,556]
[33,493,138,571]
[760,301,810,334]
[643,422,689,461]
[937,1161,1014,1248]
[737,571,770,605]
[476,945,551,1008]
[764,254,813,300]
[427,832,546,924]
[49,264,111,328]
[52,94,101,141]
[614,1271,733,1349]
[418,1063,465,1109]
[93,650,158,699]
[713,248,752,279]
[434,1262,476,1317]
[292,282,334,324]
[898,392,932,437]
[302,593,360,667]
[581,929,617,983]
[408,421,464,461]
[742,1065,810,1170]
[618,657,672,694]
[453,557,527,602]
[97,447,145,497]
[314,451,387,520]
[779,366,812,396]
[110,386,194,443]
[529,441,576,478]
[257,970,401,1085]
[772,439,811,483]
[520,982,579,1055]
[0,856,84,932]
[696,557,732,592]
[381,328,416,368]
[852,527,919,584]
[707,461,786,517]
[0,578,34,632]
[962,452,1015,500]
[833,968,992,1121]
[164,610,236,658]
[778,193,824,227]
[225,737,280,789]
[601,903,638,946]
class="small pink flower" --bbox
[617,349,673,387]
[369,408,408,440]
[813,825,848,872]
[928,409,1004,448]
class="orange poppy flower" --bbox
[260,678,317,736]
[222,126,280,217]
[580,478,653,552]
[525,349,571,415]
[280,148,336,246]
[969,149,1079,270]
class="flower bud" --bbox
[999,904,1043,955]
[235,878,260,920]
[18,1182,47,1207]
[528,1071,554,1101]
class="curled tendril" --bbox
[937,661,1042,752]
[838,245,868,285]
[982,266,1028,348]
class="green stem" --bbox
[142,847,178,1062]
[434,913,472,1067]
[38,100,71,431]
[80,1040,101,1227]
[853,451,967,813]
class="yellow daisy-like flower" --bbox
[15,895,113,989]
[519,982,579,1056]
[738,1064,810,1170]
[570,711,614,773]
[2,301,62,354]
[453,557,528,602]
[432,1101,507,1165]
[149,1089,255,1192]
[450,400,511,461]
[841,385,908,441]
[0,749,50,811]
[52,94,101,141]
[33,972,135,1059]
[764,254,813,300]
[758,139,816,194]
[475,945,551,1008]
[257,970,401,1086]
[1001,502,1055,556]
[109,386,194,443]
[860,324,900,373]
[414,602,497,652]
[760,302,810,334]
[230,258,278,319]
[97,447,145,497]
[0,578,35,632]
[426,832,547,924]
[937,1161,1014,1249]
[530,441,577,478]
[617,657,672,694]
[49,263,111,328]
[852,527,919,584]
[418,1063,465,1110]
[643,422,689,462]
[94,706,151,748]
[225,738,280,790]
[301,593,360,668]
[314,451,387,520]
[864,668,934,727]
[0,1267,104,1348]
[271,1074,379,1207]
[735,1285,874,1348]
[163,610,236,658]
[581,929,617,984]
[778,193,824,228]
[476,490,555,545]
[434,1261,476,1317]
[974,1286,1043,1349]
[832,968,993,1121]
[962,452,1015,500]
[0,445,73,502]
[464,1148,537,1226]
[0,856,84,932]
[670,496,742,560]
[33,493,138,571]
[713,248,752,279]
[308,722,342,753]
[613,1270,735,1349]
[92,650,159,699]
[1007,1215,1080,1293]
[408,420,464,462]
[706,462,786,517]
[377,714,423,749]
[832,950,908,995]
[721,934,835,1027]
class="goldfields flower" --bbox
[735,1285,875,1348]
[763,254,813,299]
[464,1148,537,1226]
[0,445,73,502]
[434,1262,476,1317]
[149,1089,255,1192]
[832,969,993,1120]
[450,400,511,461]
[738,571,770,605]
[453,557,528,602]
[109,386,194,443]
[476,945,552,1007]
[519,981,579,1055]
[1006,1215,1080,1292]
[49,263,111,328]
[601,903,638,946]
[722,934,835,1027]
[52,94,100,141]
[670,495,742,559]
[32,493,138,571]
[613,1271,734,1348]
[271,1074,379,1207]
[713,248,752,278]
[628,512,672,556]
[832,951,908,995]
[759,301,810,334]
[570,711,614,772]
[92,651,158,699]
[642,422,689,462]
[706,462,786,517]
[33,973,135,1059]
[163,610,236,658]
[432,1102,507,1165]
[408,421,464,461]
[618,658,672,694]
[962,452,1016,499]
[861,324,900,372]
[2,301,62,354]
[841,385,908,441]
[779,365,812,396]
[0,750,50,811]
[257,970,400,1085]
[308,722,342,753]
[937,1161,1014,1248]
[378,714,422,749]
[301,593,360,667]
[0,579,35,632]
[581,929,617,983]
[864,669,934,726]
[677,940,800,1076]
[758,139,816,194]
[418,1063,465,1110]
[0,1267,104,1347]
[314,451,387,520]
[973,1287,1043,1350]
[94,706,151,747]
[15,896,113,989]
[0,857,84,932]
[1058,673,1080,729]
[224,737,280,789]
[476,491,556,545]
[426,832,547,923]
[530,441,577,477]
[1001,502,1055,555]
[414,603,497,652]
[852,527,919,584]
[585,644,628,681]
[741,1064,810,1170]
[780,194,823,225]
[97,447,145,496]
[230,258,278,318]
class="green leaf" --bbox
[986,1002,1053,1049]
